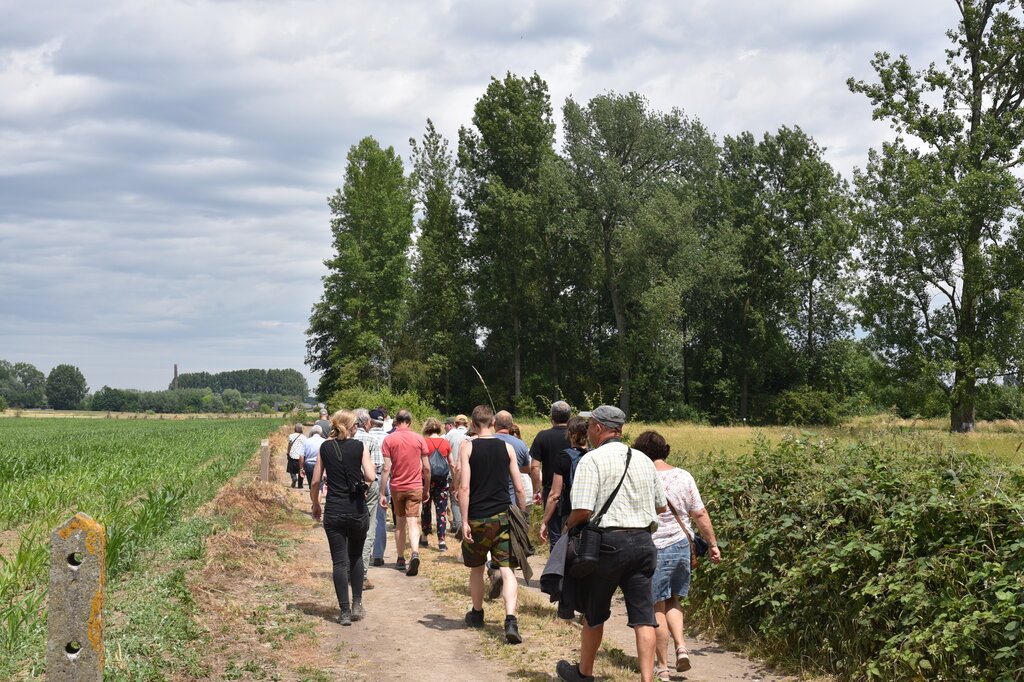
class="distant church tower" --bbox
[173,364,179,390]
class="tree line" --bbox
[172,368,308,397]
[0,361,87,411]
[0,360,309,413]
[306,1,1023,431]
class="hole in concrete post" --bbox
[67,552,84,567]
[65,640,82,654]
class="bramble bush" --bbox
[763,386,843,426]
[688,436,1024,680]
[327,386,437,422]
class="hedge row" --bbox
[687,436,1024,680]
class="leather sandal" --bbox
[676,645,691,672]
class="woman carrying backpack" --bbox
[538,416,588,548]
[420,417,454,550]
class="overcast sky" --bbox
[0,0,960,393]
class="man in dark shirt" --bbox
[458,405,526,643]
[529,400,571,543]
[314,408,332,440]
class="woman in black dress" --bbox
[309,409,375,625]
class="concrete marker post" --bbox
[260,438,270,482]
[46,513,105,682]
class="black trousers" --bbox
[322,512,369,609]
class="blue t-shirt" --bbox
[494,433,530,502]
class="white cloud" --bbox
[0,40,114,122]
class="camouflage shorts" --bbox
[461,511,512,568]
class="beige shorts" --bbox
[392,488,424,517]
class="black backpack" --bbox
[428,444,450,480]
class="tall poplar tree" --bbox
[406,119,475,409]
[850,0,1024,432]
[306,136,414,399]
[758,126,856,380]
[458,72,557,399]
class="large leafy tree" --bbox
[46,364,87,410]
[850,0,1024,431]
[0,360,47,408]
[306,136,414,399]
[458,72,557,399]
[562,92,706,415]
[757,126,856,381]
[717,132,793,419]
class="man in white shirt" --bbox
[354,410,384,582]
[556,405,666,682]
[368,409,391,566]
[301,425,326,487]
[445,414,470,536]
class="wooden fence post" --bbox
[260,439,270,483]
[47,513,106,682]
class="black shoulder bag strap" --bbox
[590,444,632,527]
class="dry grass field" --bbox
[512,415,1024,465]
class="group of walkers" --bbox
[287,401,720,682]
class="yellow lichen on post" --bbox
[47,513,106,681]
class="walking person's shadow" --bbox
[418,612,466,631]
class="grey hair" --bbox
[355,408,371,428]
[551,400,571,424]
[293,423,304,433]
[310,425,323,435]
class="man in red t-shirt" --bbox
[379,409,431,576]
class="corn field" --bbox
[0,417,279,676]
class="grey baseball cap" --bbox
[579,405,626,429]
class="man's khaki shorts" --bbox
[392,488,424,518]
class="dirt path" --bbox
[517,555,793,682]
[286,503,514,681]
[269,479,793,681]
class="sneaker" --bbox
[464,608,484,628]
[371,557,384,567]
[487,563,503,600]
[395,558,406,572]
[338,607,352,626]
[504,615,522,644]
[555,660,594,682]
[438,540,448,551]
[419,537,429,548]
[351,602,365,622]
[407,554,420,576]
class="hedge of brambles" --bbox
[687,436,1024,680]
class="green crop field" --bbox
[0,417,281,678]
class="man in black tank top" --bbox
[457,404,527,644]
